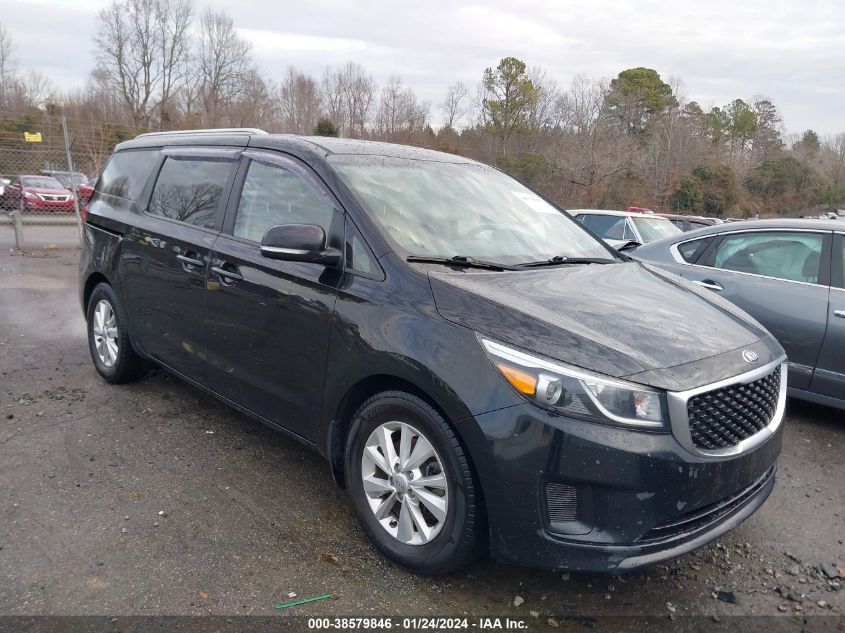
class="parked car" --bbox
[80,129,786,575]
[42,170,95,206]
[2,175,75,212]
[635,218,845,410]
[657,213,723,232]
[571,209,682,248]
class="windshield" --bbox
[331,156,615,264]
[51,173,88,187]
[22,176,65,189]
[632,216,682,243]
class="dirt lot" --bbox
[0,248,843,629]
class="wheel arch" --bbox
[326,374,471,490]
[82,272,111,317]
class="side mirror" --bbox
[616,240,642,252]
[260,223,341,266]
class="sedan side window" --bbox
[233,160,336,243]
[677,237,713,263]
[713,232,824,283]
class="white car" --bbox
[570,209,682,248]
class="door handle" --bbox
[177,253,203,269]
[211,265,243,283]
[693,279,723,291]
[834,310,845,319]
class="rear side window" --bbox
[677,237,713,263]
[96,150,159,203]
[148,158,235,229]
[713,231,824,283]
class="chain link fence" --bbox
[0,111,142,249]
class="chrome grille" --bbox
[687,366,781,451]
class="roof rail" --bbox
[135,128,268,139]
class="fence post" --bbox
[12,206,24,250]
[61,115,84,242]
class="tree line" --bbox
[1,2,843,217]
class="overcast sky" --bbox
[3,0,844,134]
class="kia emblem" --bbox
[742,350,759,363]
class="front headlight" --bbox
[480,337,668,429]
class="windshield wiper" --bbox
[516,255,616,268]
[406,255,518,271]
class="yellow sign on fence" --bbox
[23,132,42,142]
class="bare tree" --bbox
[93,0,193,128]
[0,22,16,110]
[441,81,469,130]
[94,0,191,127]
[375,76,429,141]
[10,70,54,109]
[339,62,375,137]
[155,0,192,126]
[197,9,253,127]
[231,69,278,129]
[822,133,845,188]
[279,67,321,134]
[319,62,375,137]
[320,66,346,134]
[549,76,634,206]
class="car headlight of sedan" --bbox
[480,337,668,429]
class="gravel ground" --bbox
[0,248,843,629]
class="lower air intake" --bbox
[546,482,577,523]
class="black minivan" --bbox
[80,129,787,575]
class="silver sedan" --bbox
[633,218,845,410]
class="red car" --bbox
[2,175,76,212]
[41,170,95,206]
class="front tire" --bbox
[344,391,483,575]
[86,282,146,383]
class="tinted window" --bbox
[233,160,336,242]
[577,214,630,240]
[669,219,685,230]
[96,150,160,202]
[345,220,378,275]
[689,221,709,229]
[677,237,713,263]
[713,232,823,283]
[148,158,234,229]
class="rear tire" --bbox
[344,390,483,575]
[86,282,146,384]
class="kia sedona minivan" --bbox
[80,129,786,575]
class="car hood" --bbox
[428,261,780,391]
[25,187,71,195]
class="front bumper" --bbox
[23,199,75,212]
[467,399,782,572]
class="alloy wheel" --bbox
[361,421,450,545]
[92,299,119,367]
